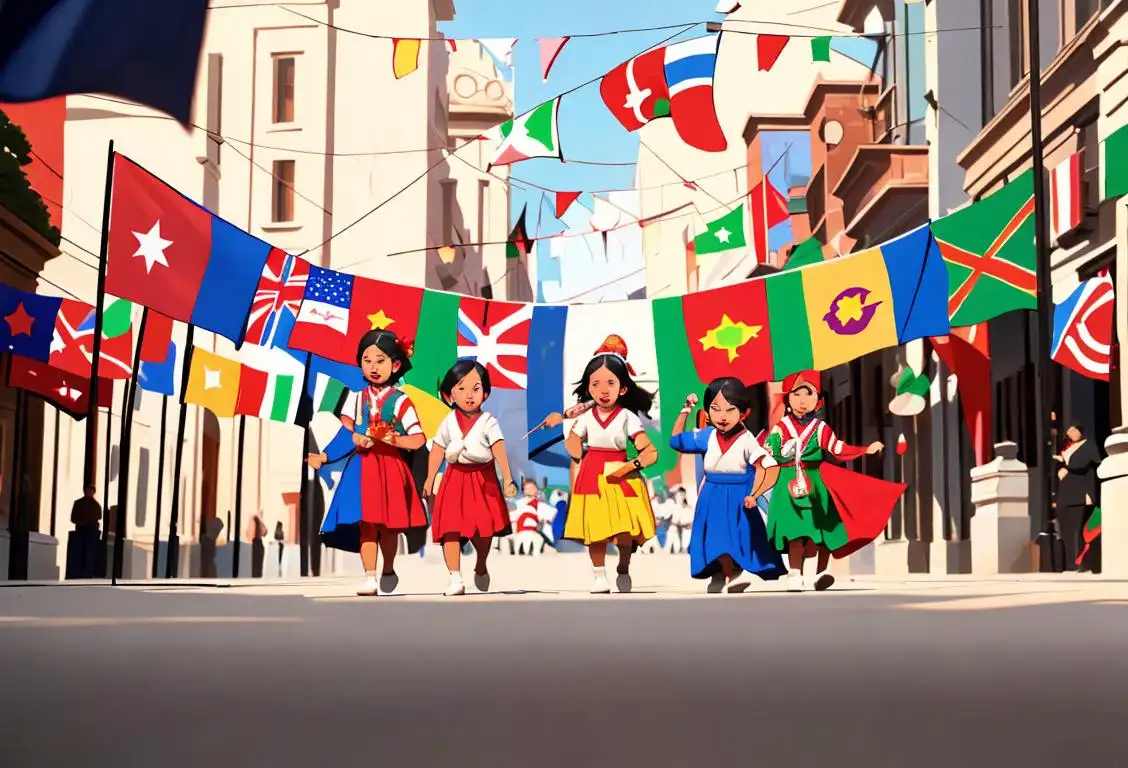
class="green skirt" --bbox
[766,464,847,551]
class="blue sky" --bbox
[439,4,880,236]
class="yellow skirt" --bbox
[563,475,657,546]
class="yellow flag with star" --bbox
[184,347,242,418]
[800,247,898,370]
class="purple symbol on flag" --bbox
[823,287,881,336]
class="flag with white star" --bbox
[693,204,746,256]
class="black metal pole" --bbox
[1026,0,1055,535]
[232,415,246,578]
[98,401,112,577]
[85,141,114,489]
[112,308,149,583]
[164,325,196,579]
[8,386,25,580]
[50,410,59,539]
[151,395,167,579]
[296,356,314,578]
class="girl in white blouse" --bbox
[543,335,659,594]
[423,361,518,596]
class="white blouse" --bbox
[432,411,504,465]
[570,406,646,450]
[703,429,777,474]
[340,386,423,436]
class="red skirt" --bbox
[574,448,637,497]
[358,441,427,530]
[430,461,512,543]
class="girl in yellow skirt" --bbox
[544,335,658,594]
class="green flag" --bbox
[930,170,1037,327]
[780,238,823,271]
[102,297,133,338]
[693,204,746,255]
[1101,124,1128,201]
[489,98,563,168]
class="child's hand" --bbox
[352,432,374,450]
[422,478,435,499]
[866,441,884,455]
[743,495,756,509]
[543,412,564,428]
[305,452,327,470]
[503,479,518,498]
[383,432,398,447]
[684,393,698,408]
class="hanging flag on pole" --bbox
[749,177,790,264]
[693,205,746,255]
[1051,272,1115,381]
[1050,151,1083,242]
[0,284,62,362]
[487,98,563,168]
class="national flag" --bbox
[525,305,569,464]
[931,323,992,465]
[811,37,832,62]
[537,37,570,82]
[139,309,175,363]
[235,364,301,423]
[781,238,824,271]
[392,39,421,79]
[694,205,746,255]
[138,341,180,397]
[0,0,209,124]
[0,284,61,362]
[749,177,790,264]
[599,34,726,153]
[1077,506,1102,566]
[930,169,1037,326]
[105,154,273,343]
[1051,273,1115,381]
[288,265,423,367]
[555,191,582,219]
[1100,122,1128,201]
[183,347,242,418]
[49,297,134,380]
[765,223,950,376]
[757,35,790,71]
[268,305,366,394]
[244,249,309,347]
[506,207,534,260]
[8,355,112,419]
[488,98,563,168]
[1050,152,1083,241]
[310,371,348,415]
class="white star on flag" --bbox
[204,366,222,390]
[132,221,173,273]
[715,227,732,244]
[50,329,66,355]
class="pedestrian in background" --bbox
[248,514,267,578]
[69,484,101,579]
[1055,424,1101,572]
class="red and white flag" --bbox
[1050,151,1083,241]
[748,177,789,264]
[1051,272,1115,381]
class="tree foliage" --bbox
[0,109,61,246]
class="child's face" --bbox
[588,365,627,409]
[451,367,487,412]
[707,392,744,432]
[361,345,399,385]
[523,481,539,499]
[788,385,818,416]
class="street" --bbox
[1,557,1127,767]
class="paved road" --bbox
[0,575,1126,767]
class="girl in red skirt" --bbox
[307,330,428,596]
[423,360,518,596]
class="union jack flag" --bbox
[457,297,532,389]
[49,299,133,380]
[244,249,310,347]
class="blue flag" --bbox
[138,341,178,396]
[0,285,61,362]
[0,0,209,123]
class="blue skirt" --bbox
[689,472,786,580]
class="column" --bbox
[1097,427,1128,578]
[970,441,1031,574]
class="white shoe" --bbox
[726,571,758,593]
[591,570,611,594]
[784,571,805,592]
[473,571,491,593]
[356,576,379,596]
[444,578,466,597]
[707,573,726,594]
[378,572,399,595]
[812,571,835,591]
[615,570,633,594]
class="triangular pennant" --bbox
[757,35,790,71]
[392,39,422,79]
[478,38,518,68]
[537,37,570,82]
[506,206,534,259]
[555,191,581,219]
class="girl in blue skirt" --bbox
[670,377,785,593]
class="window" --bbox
[206,54,223,166]
[1007,0,1028,90]
[273,56,296,123]
[271,160,296,223]
[441,180,457,241]
[135,448,150,529]
[477,180,488,241]
[1073,0,1098,34]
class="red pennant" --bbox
[139,310,174,363]
[757,35,790,71]
[555,191,581,219]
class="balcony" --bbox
[833,144,929,244]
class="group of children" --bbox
[306,330,906,597]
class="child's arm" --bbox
[422,442,444,497]
[491,440,519,497]
[671,393,698,437]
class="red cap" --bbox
[782,369,820,394]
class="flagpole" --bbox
[50,412,60,539]
[98,401,112,578]
[151,395,168,579]
[112,308,150,583]
[296,355,314,578]
[165,324,196,579]
[1026,0,1056,540]
[7,387,26,579]
[232,415,246,578]
[85,141,115,492]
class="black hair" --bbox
[702,376,752,414]
[356,330,411,384]
[572,353,655,417]
[438,359,492,409]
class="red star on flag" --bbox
[5,302,35,336]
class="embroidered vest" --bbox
[360,388,409,436]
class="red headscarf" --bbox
[782,370,821,394]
